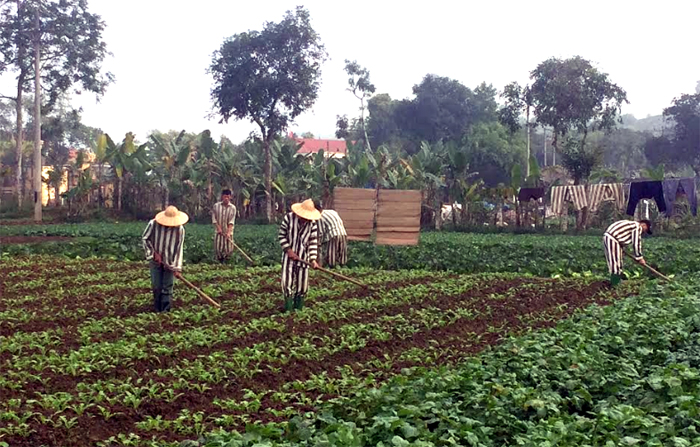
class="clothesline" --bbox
[517,177,697,217]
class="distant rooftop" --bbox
[291,134,347,157]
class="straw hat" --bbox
[155,206,189,227]
[291,199,321,221]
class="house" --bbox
[291,134,347,158]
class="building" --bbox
[292,134,347,158]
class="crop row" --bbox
[0,256,635,447]
[3,223,700,275]
[196,275,700,447]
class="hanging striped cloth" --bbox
[550,185,589,215]
[587,183,625,212]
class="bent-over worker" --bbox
[278,199,320,312]
[603,219,652,287]
[142,205,188,312]
[212,189,236,263]
[314,200,348,267]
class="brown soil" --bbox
[0,235,73,244]
[0,258,638,447]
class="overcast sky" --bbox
[4,0,700,144]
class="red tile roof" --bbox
[295,138,347,156]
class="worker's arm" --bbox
[279,214,301,261]
[166,227,185,273]
[228,206,236,238]
[142,220,155,261]
[632,224,644,263]
[308,221,320,269]
[212,205,222,234]
[279,214,291,251]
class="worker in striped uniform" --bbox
[278,199,320,312]
[314,200,348,267]
[212,189,237,263]
[142,206,188,312]
[603,219,651,287]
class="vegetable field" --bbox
[3,223,700,276]
[0,256,637,447]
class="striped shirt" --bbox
[212,202,236,228]
[319,210,347,243]
[279,212,318,263]
[142,220,186,271]
[605,220,643,260]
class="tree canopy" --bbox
[209,6,327,221]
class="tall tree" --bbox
[499,82,533,176]
[404,74,474,144]
[209,6,327,223]
[661,92,700,174]
[366,93,398,148]
[529,56,628,159]
[0,0,113,208]
[343,59,375,151]
[528,56,627,184]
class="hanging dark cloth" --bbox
[518,187,545,202]
[662,178,697,216]
[626,181,666,216]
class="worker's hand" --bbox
[638,258,646,266]
[216,225,222,235]
[154,252,162,264]
[174,271,182,279]
[311,261,320,269]
[287,249,299,261]
[228,227,233,238]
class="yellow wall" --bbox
[42,166,69,206]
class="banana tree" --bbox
[212,141,259,216]
[443,142,480,225]
[61,170,94,218]
[104,133,151,211]
[43,164,63,207]
[93,134,111,208]
[303,149,345,207]
[197,130,218,203]
[401,142,446,227]
[149,130,194,208]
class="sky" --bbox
[3,0,700,144]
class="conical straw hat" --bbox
[291,199,321,221]
[155,206,189,227]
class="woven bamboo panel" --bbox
[333,188,376,242]
[375,189,421,246]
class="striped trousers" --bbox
[323,236,348,267]
[281,255,309,298]
[603,233,623,275]
[214,234,234,261]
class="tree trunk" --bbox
[526,105,531,178]
[98,164,104,208]
[33,7,42,223]
[14,0,26,208]
[263,136,273,223]
[360,98,372,152]
[117,176,122,211]
[14,81,24,208]
[207,161,213,203]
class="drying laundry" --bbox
[662,178,697,216]
[587,183,625,212]
[550,185,588,215]
[626,181,666,216]
[517,187,545,202]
